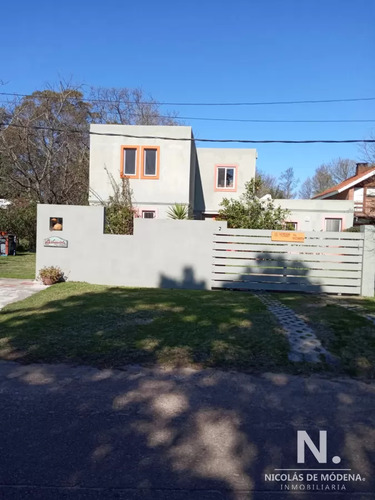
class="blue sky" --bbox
[1,0,374,188]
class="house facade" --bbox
[313,163,375,225]
[274,199,354,232]
[89,124,257,219]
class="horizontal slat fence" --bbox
[211,229,364,294]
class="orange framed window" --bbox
[214,165,237,191]
[140,146,160,179]
[121,146,139,178]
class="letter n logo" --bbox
[297,431,327,464]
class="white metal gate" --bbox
[211,229,364,294]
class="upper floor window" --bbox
[121,146,139,179]
[215,166,237,191]
[121,146,159,180]
[142,147,159,178]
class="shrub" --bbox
[218,178,290,229]
[167,203,190,220]
[38,266,65,285]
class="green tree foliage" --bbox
[0,200,37,250]
[218,178,290,229]
[0,87,91,205]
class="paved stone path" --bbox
[0,278,47,310]
[326,298,375,326]
[253,292,332,363]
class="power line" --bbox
[1,122,374,144]
[173,116,375,123]
[0,101,372,123]
[1,91,375,107]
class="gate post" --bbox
[360,225,375,297]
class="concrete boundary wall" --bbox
[36,205,375,295]
[36,205,226,290]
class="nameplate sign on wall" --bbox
[44,236,68,248]
[271,231,305,243]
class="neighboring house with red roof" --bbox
[313,163,375,225]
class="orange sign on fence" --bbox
[271,231,305,243]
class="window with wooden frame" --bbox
[141,147,160,179]
[121,146,139,178]
[215,166,237,191]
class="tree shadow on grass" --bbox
[0,267,373,497]
[0,273,289,374]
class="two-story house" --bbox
[89,124,257,219]
[313,163,375,226]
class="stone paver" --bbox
[326,298,375,326]
[253,292,333,363]
[0,278,47,310]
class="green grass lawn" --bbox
[0,252,36,279]
[0,283,290,371]
[275,294,375,378]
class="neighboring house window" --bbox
[325,218,342,232]
[141,147,160,179]
[142,210,155,219]
[121,146,139,179]
[215,166,237,191]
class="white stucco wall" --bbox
[194,148,257,216]
[274,199,354,231]
[89,124,194,218]
[36,204,225,289]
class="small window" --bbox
[325,218,342,232]
[216,166,236,189]
[50,217,63,231]
[285,221,298,230]
[122,147,138,177]
[142,211,155,219]
[142,147,159,178]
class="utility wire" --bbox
[1,122,374,144]
[172,116,375,123]
[1,91,375,107]
[0,101,372,123]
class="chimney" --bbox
[356,162,371,175]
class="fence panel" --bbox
[211,229,364,294]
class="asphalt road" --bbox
[0,361,374,499]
